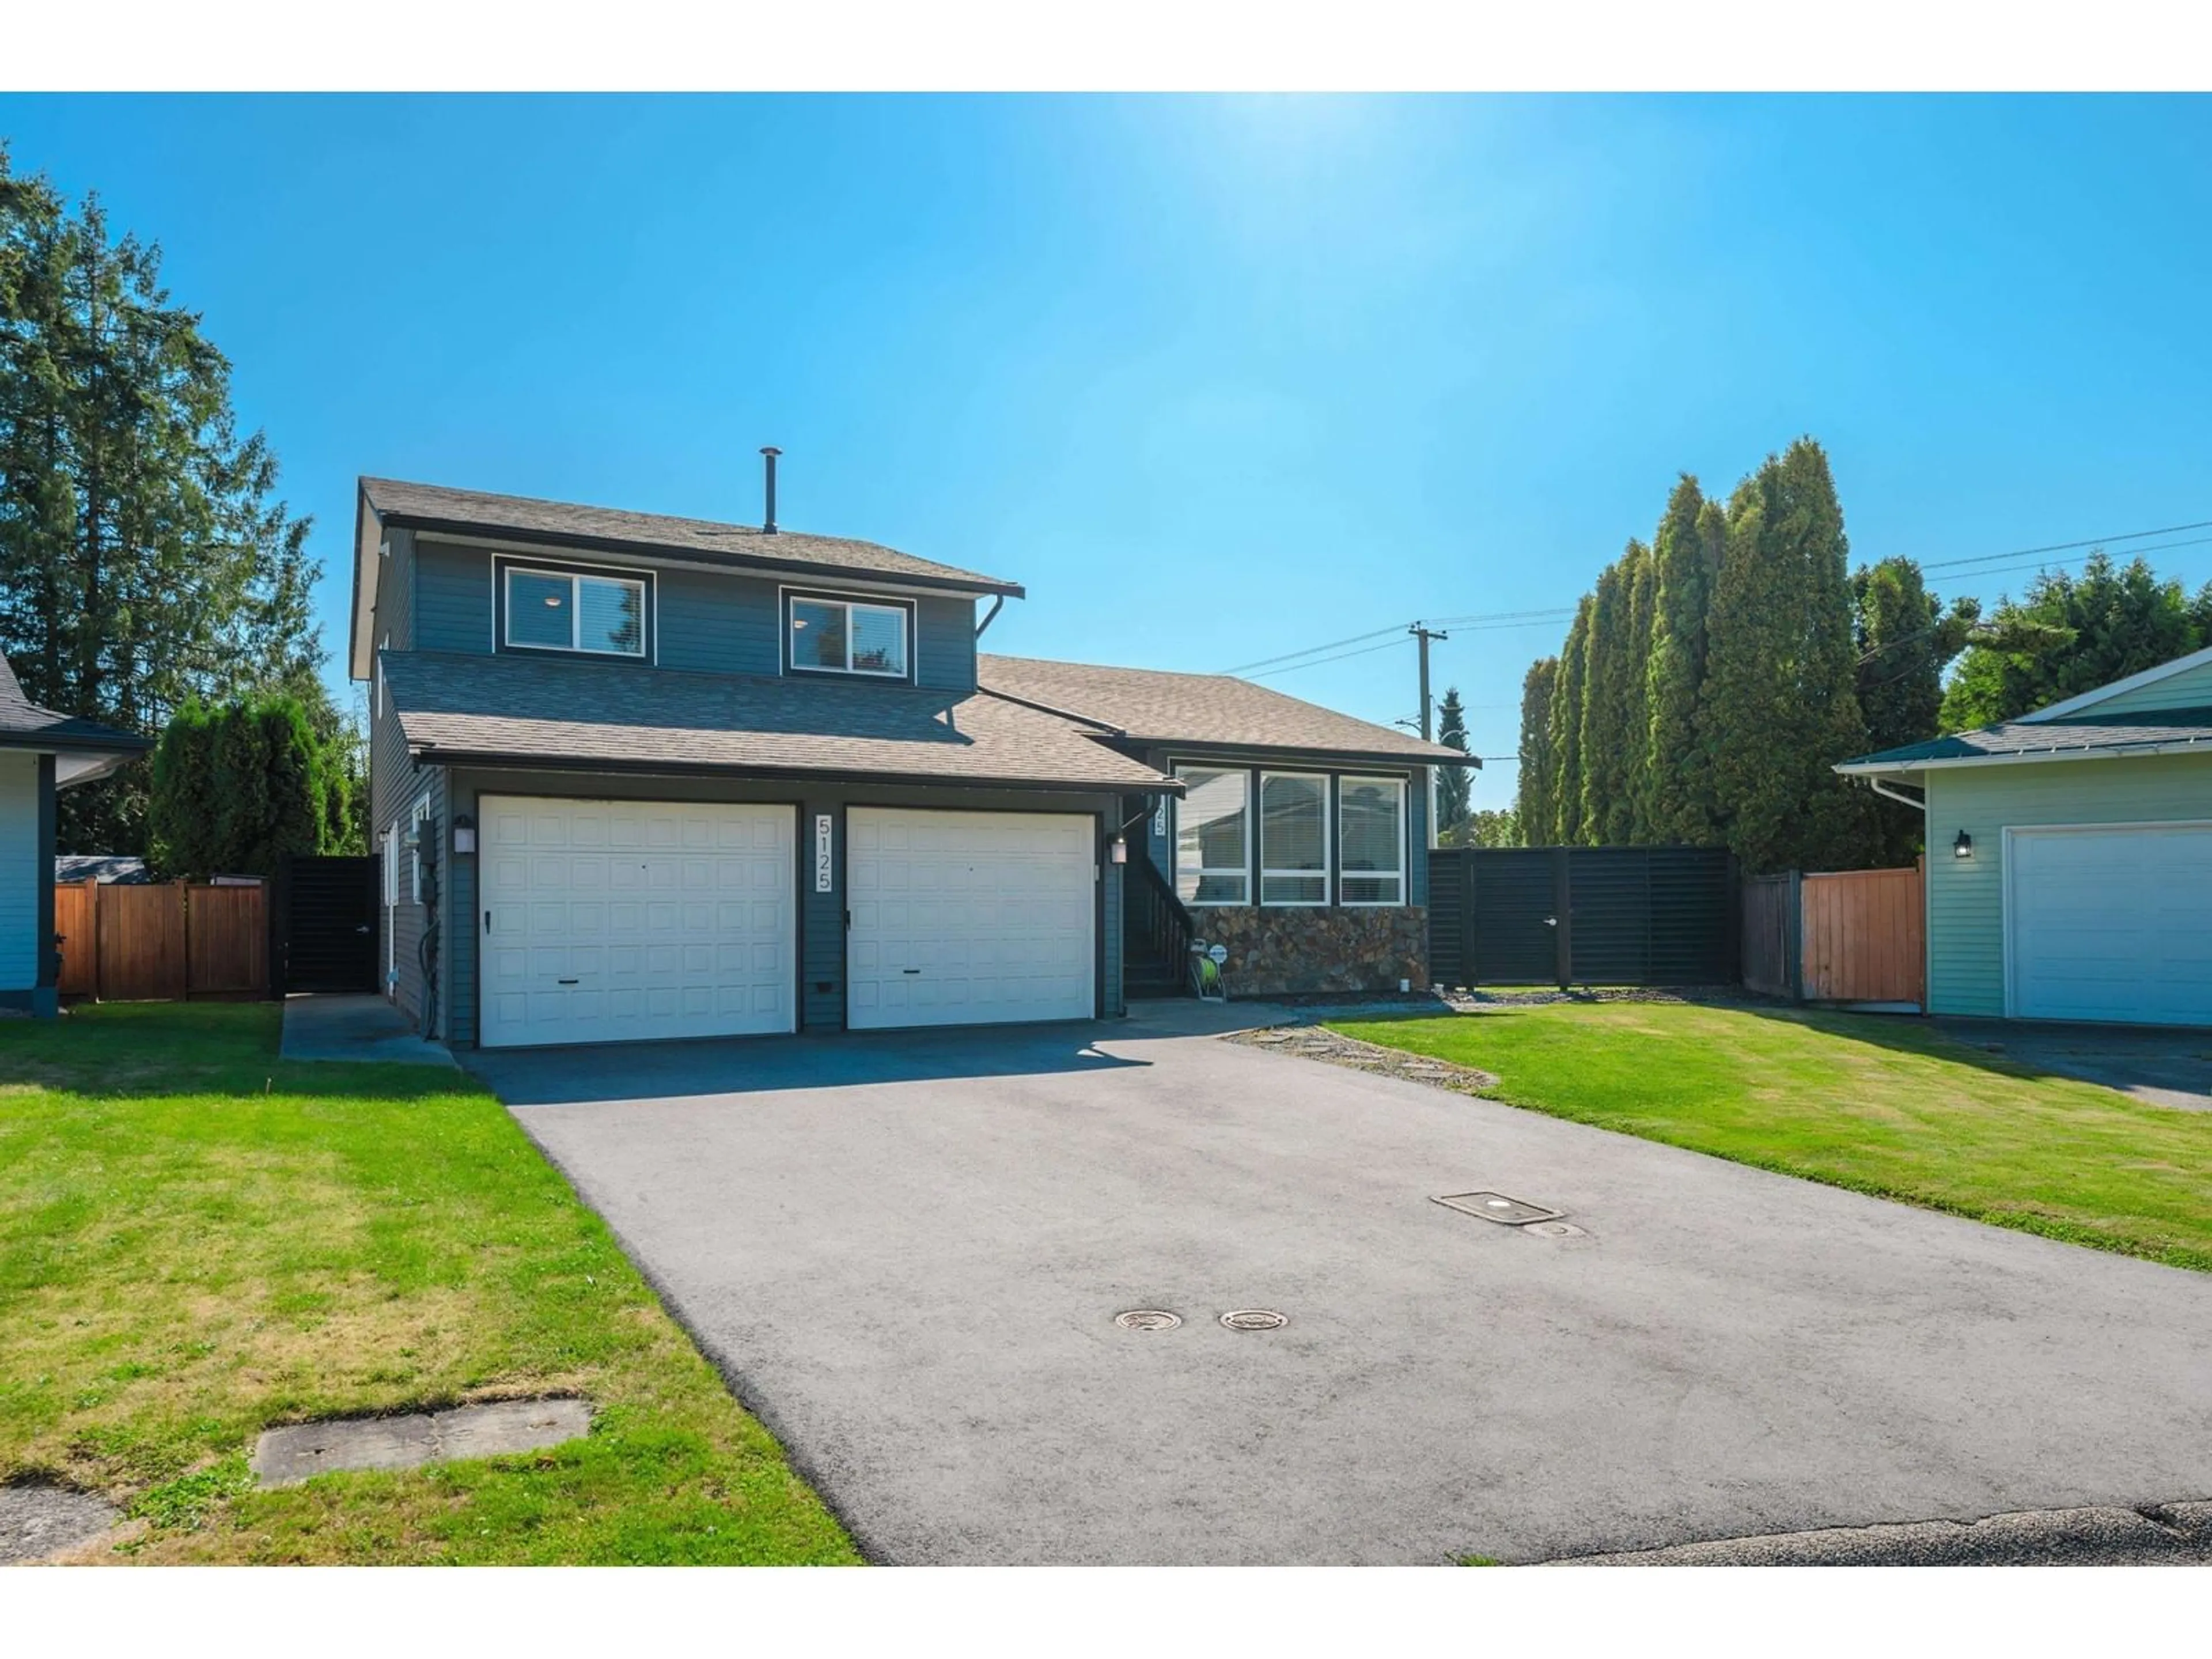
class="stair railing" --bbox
[1128,851,1195,995]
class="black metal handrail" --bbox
[1128,851,1195,994]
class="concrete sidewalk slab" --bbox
[279,994,456,1067]
[252,1399,591,1486]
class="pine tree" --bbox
[1701,439,1869,873]
[1941,552,2210,730]
[1644,476,1724,844]
[1547,599,1592,843]
[1434,686,1472,842]
[0,146,322,854]
[1516,657,1557,847]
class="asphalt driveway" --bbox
[1933,1017,2212,1113]
[472,1009,2212,1565]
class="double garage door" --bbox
[2008,823,2212,1025]
[479,798,1094,1048]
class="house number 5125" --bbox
[815,813,834,892]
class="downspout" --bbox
[1867,775,1924,812]
[975,594,1005,639]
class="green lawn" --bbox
[1331,1003,2212,1274]
[0,1003,859,1565]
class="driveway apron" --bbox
[470,1018,2212,1565]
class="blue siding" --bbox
[916,595,978,691]
[660,568,779,675]
[415,538,493,654]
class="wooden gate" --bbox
[1740,872,1800,999]
[1800,863,1925,1006]
[54,879,267,1001]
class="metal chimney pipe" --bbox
[760,445,782,533]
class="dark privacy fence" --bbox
[1427,846,1738,988]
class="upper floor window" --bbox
[786,592,911,679]
[503,564,647,658]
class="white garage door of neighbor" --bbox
[479,797,796,1049]
[2008,822,2212,1026]
[847,808,1096,1030]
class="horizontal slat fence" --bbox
[53,880,267,1002]
[1428,846,1737,988]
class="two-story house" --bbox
[355,469,1471,1050]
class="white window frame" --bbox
[784,592,912,679]
[1171,763,1251,907]
[502,565,649,658]
[376,633,389,717]
[381,821,399,908]
[1259,770,1331,908]
[1338,774,1408,907]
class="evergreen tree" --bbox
[1547,599,1592,843]
[1434,685,1472,842]
[0,146,322,854]
[1850,559,1980,865]
[1578,558,1631,842]
[1940,552,2211,730]
[1516,657,1557,847]
[1622,537,1657,839]
[1643,476,1724,843]
[1464,808,1521,848]
[1700,439,1869,873]
[147,692,339,880]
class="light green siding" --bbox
[1925,752,2212,1016]
[2078,656,2212,717]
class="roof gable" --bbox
[977,653,1474,766]
[2017,642,2212,724]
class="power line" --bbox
[1217,607,1575,676]
[1242,637,1412,680]
[1917,518,2212,574]
[1217,624,1411,676]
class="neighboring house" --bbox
[354,472,1469,1050]
[1836,645,2212,1027]
[0,652,151,1016]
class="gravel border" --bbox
[1226,1023,1500,1094]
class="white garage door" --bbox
[2008,823,2212,1025]
[479,797,795,1049]
[847,808,1095,1030]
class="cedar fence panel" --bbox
[96,884,188,1001]
[1800,863,1925,1006]
[1740,872,1800,999]
[59,881,268,1002]
[54,878,100,997]
[185,885,268,998]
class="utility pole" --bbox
[1408,622,1449,740]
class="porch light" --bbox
[1111,837,1127,864]
[1953,830,1974,859]
[452,814,476,855]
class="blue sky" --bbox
[5,93,2210,804]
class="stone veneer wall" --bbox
[1190,906,1427,998]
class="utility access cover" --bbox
[1433,1191,1564,1226]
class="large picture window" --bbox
[1173,766,1249,904]
[1259,771,1330,906]
[1339,775,1406,905]
[787,593,910,678]
[503,566,647,657]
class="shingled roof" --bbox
[0,651,150,756]
[360,478,1025,597]
[1836,708,2212,773]
[977,654,1476,766]
[381,650,1177,794]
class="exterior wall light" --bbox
[1953,830,1974,859]
[1110,836,1128,864]
[452,814,477,855]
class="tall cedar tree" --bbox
[1546,599,1592,843]
[147,693,342,880]
[1576,559,1627,841]
[1851,558,1981,865]
[1622,539,1657,839]
[1516,656,1558,847]
[1433,686,1472,842]
[1643,477,1725,843]
[0,147,323,854]
[1941,552,2212,730]
[1700,439,1869,873]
